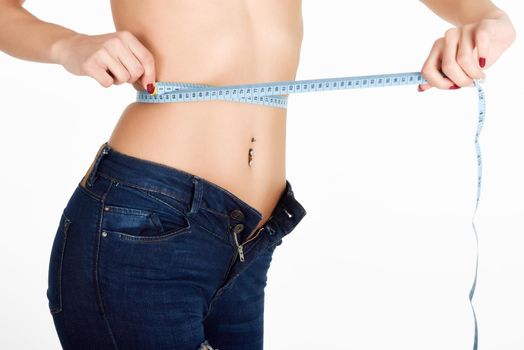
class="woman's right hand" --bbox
[52,31,156,93]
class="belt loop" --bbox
[86,142,110,188]
[189,177,203,214]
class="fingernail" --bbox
[147,82,156,95]
[479,57,486,68]
[449,84,461,90]
[417,84,424,92]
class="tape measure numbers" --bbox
[136,71,433,108]
[136,71,486,350]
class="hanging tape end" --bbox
[476,77,487,85]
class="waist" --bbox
[107,100,287,217]
[111,100,287,152]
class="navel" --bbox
[248,136,256,167]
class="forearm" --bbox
[419,0,506,26]
[0,3,80,64]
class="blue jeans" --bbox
[46,141,307,350]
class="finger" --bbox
[105,35,145,84]
[420,38,455,91]
[116,52,145,84]
[417,83,431,92]
[95,48,130,85]
[84,61,114,88]
[441,28,472,88]
[475,24,490,69]
[121,31,156,91]
[457,27,486,82]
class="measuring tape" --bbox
[136,71,486,350]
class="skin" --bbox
[0,0,516,242]
[418,0,516,91]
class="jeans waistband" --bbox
[85,142,305,239]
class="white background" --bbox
[0,1,522,349]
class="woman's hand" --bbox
[52,31,156,93]
[418,10,516,92]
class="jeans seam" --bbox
[202,246,238,323]
[94,180,114,316]
[102,314,119,350]
[49,212,72,314]
[93,179,120,349]
[97,172,189,206]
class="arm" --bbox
[419,0,505,26]
[0,0,80,64]
[0,0,156,92]
[417,0,516,91]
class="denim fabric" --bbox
[46,141,307,350]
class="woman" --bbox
[0,0,516,349]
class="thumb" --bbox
[124,32,157,94]
[138,58,156,95]
[141,73,156,95]
[475,26,490,69]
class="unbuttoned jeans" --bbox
[46,141,307,350]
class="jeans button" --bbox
[230,209,245,221]
[233,223,244,234]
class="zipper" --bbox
[243,226,265,246]
[232,229,245,262]
[231,219,270,263]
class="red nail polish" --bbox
[147,83,155,94]
[449,84,460,89]
[479,57,486,68]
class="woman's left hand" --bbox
[418,9,516,92]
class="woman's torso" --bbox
[107,0,303,231]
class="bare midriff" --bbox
[107,0,303,236]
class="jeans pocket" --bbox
[101,181,192,242]
[46,211,72,314]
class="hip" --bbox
[46,139,307,348]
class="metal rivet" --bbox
[233,223,244,234]
[230,209,244,221]
[104,206,110,211]
[283,208,293,218]
[101,231,107,237]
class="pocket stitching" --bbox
[139,188,188,217]
[98,173,188,213]
[100,182,191,240]
[105,226,192,242]
[105,181,189,220]
[101,203,191,240]
[103,204,154,217]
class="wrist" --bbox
[484,7,507,20]
[456,5,506,26]
[50,31,84,66]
